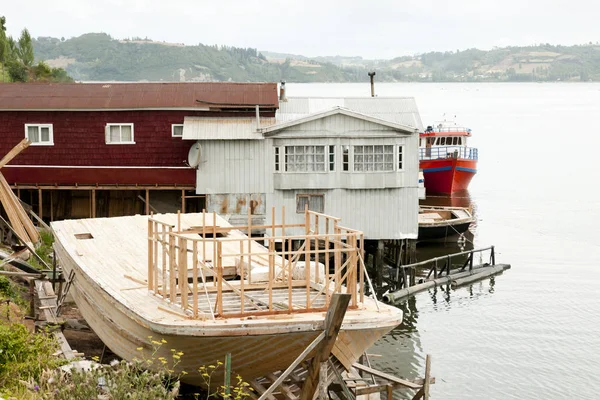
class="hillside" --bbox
[33,33,352,83]
[34,34,600,82]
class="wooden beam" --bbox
[300,293,351,400]
[145,189,150,215]
[351,363,421,390]
[0,138,31,169]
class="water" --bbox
[290,82,600,399]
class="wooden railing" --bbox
[147,207,366,319]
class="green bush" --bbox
[0,323,62,391]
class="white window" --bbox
[25,124,53,145]
[106,123,134,144]
[172,124,184,137]
[398,145,404,170]
[284,145,327,172]
[353,145,394,172]
[296,194,324,213]
[274,147,280,171]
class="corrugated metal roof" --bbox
[0,82,279,110]
[278,97,424,131]
[182,117,276,140]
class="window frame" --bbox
[25,124,54,146]
[105,123,135,145]
[352,144,395,173]
[172,124,184,138]
[277,145,329,173]
[398,145,404,171]
[296,194,325,214]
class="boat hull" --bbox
[54,238,398,387]
[418,221,472,241]
[420,158,477,195]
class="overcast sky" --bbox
[2,0,598,59]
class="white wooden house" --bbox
[182,96,424,240]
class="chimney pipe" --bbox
[279,81,287,102]
[255,105,261,130]
[368,72,376,97]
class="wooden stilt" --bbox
[181,189,186,213]
[375,240,384,288]
[91,189,96,218]
[145,189,150,215]
[38,188,43,220]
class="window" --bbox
[106,123,134,144]
[274,147,280,171]
[296,194,324,213]
[398,146,404,170]
[172,124,184,137]
[342,145,349,171]
[353,145,394,172]
[284,145,326,172]
[329,145,335,171]
[457,137,463,145]
[25,124,53,145]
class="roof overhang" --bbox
[260,107,419,137]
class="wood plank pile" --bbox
[0,139,40,247]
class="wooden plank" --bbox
[0,138,31,169]
[351,363,421,390]
[300,293,351,400]
[257,331,325,400]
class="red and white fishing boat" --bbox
[419,122,478,195]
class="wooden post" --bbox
[217,241,223,316]
[424,354,431,400]
[38,188,42,220]
[318,362,328,399]
[386,384,394,400]
[181,189,186,213]
[148,219,154,290]
[49,191,53,222]
[192,241,199,318]
[224,352,232,397]
[375,240,384,288]
[91,189,96,218]
[300,293,351,400]
[145,189,150,215]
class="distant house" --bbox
[183,94,424,240]
[0,82,278,220]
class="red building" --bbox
[0,82,278,220]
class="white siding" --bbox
[266,188,418,240]
[195,140,272,194]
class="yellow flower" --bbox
[136,347,143,351]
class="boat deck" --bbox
[52,211,401,335]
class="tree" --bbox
[0,16,6,32]
[17,28,34,67]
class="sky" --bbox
[2,0,599,59]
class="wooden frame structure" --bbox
[147,207,367,319]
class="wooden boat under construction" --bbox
[51,208,403,387]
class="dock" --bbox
[383,246,511,304]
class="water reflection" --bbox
[369,190,502,398]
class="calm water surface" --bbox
[292,83,600,399]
